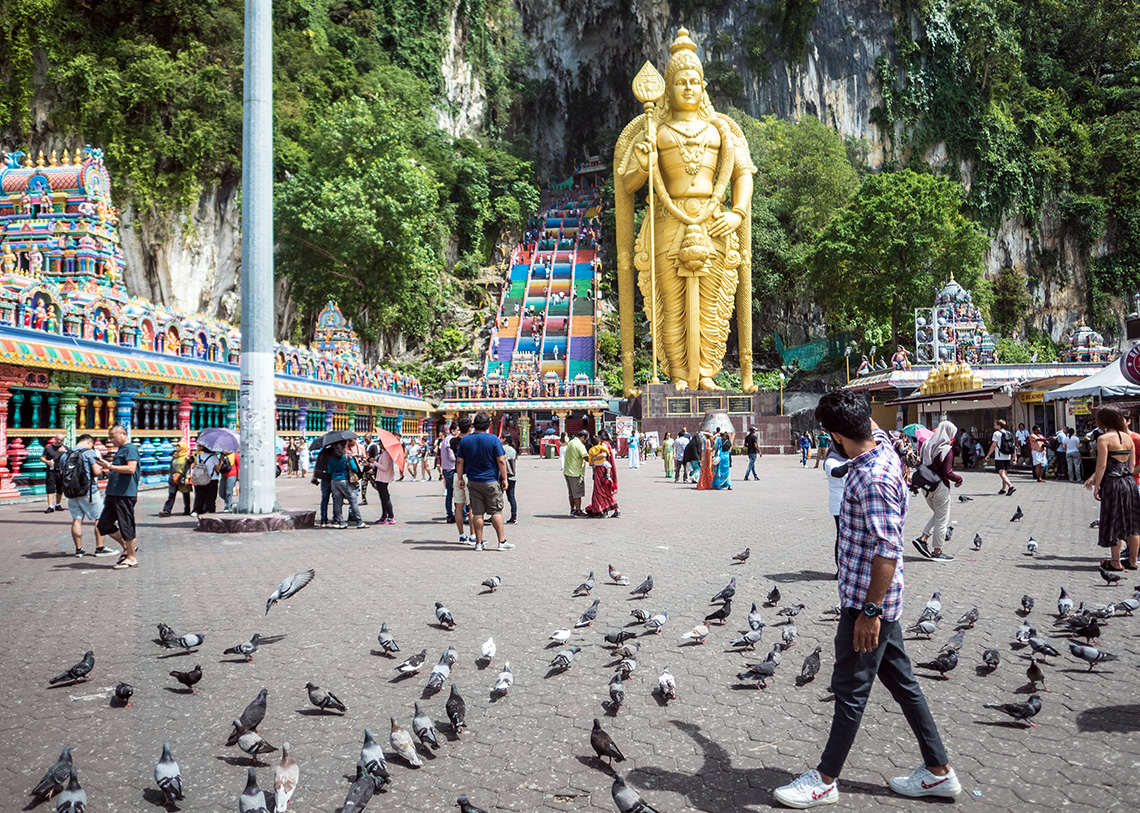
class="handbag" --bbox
[347,457,361,486]
[910,463,941,494]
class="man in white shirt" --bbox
[673,431,690,483]
[983,418,1017,496]
[1062,426,1083,482]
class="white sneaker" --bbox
[458,535,469,544]
[773,770,838,809]
[888,766,961,798]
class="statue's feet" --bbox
[699,377,718,390]
[673,381,689,392]
[741,384,758,393]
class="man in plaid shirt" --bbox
[775,389,960,808]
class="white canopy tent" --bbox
[1043,357,1140,401]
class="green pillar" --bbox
[29,392,42,428]
[225,395,238,429]
[11,391,24,429]
[59,387,82,445]
[47,392,59,428]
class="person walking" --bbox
[823,448,848,578]
[662,432,674,479]
[815,430,831,468]
[798,431,811,467]
[774,390,960,808]
[40,433,68,513]
[911,420,962,562]
[455,412,512,551]
[356,437,372,506]
[371,442,397,525]
[99,424,141,570]
[562,429,588,517]
[298,439,311,478]
[673,430,690,483]
[502,435,518,524]
[189,443,220,516]
[219,451,238,512]
[405,436,421,481]
[287,439,299,477]
[1028,425,1048,483]
[440,423,459,523]
[63,433,118,558]
[743,428,760,481]
[982,418,1017,495]
[328,443,366,529]
[1015,423,1030,460]
[452,417,473,543]
[1062,427,1082,482]
[312,443,335,528]
[628,429,641,468]
[1085,406,1140,571]
[159,440,192,517]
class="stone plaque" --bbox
[666,396,692,415]
[728,396,753,414]
[697,396,723,413]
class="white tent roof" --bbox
[1043,357,1140,401]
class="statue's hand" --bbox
[633,140,657,173]
[708,210,742,237]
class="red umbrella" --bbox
[375,429,406,473]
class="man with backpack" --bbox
[983,418,1017,496]
[189,442,221,516]
[61,434,119,558]
[40,433,68,514]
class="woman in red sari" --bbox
[697,431,715,490]
[586,432,620,518]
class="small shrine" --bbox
[1060,318,1115,364]
[914,273,995,365]
[918,361,984,395]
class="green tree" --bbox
[811,169,989,344]
[990,265,1031,335]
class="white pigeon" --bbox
[645,609,668,634]
[658,668,677,701]
[481,636,496,663]
[494,661,513,694]
[1027,537,1039,555]
[549,628,572,645]
[389,718,423,767]
[274,743,299,813]
[681,624,710,644]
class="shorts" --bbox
[68,491,104,522]
[994,459,1010,471]
[468,480,504,516]
[564,474,585,498]
[1032,451,1047,466]
[96,494,137,540]
[45,469,62,494]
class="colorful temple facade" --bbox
[0,146,431,498]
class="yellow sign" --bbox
[1071,397,1092,416]
[1019,390,1045,404]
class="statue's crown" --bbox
[670,28,698,56]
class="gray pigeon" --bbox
[1026,656,1048,691]
[612,772,662,813]
[984,694,1042,727]
[781,622,798,648]
[49,651,94,685]
[982,649,1001,671]
[629,608,650,623]
[550,646,581,671]
[800,647,822,682]
[154,742,183,805]
[396,648,427,675]
[1026,538,1039,555]
[1028,636,1060,660]
[1119,592,1140,616]
[591,718,625,765]
[956,608,979,629]
[915,650,958,679]
[733,547,750,564]
[376,622,399,656]
[446,684,467,735]
[940,630,966,653]
[481,575,501,593]
[435,602,456,628]
[494,661,513,694]
[114,682,134,706]
[738,659,778,689]
[306,682,346,713]
[1068,642,1118,672]
[905,618,939,638]
[223,633,261,662]
[30,745,72,800]
[173,632,204,652]
[426,651,451,691]
[710,577,736,603]
[357,728,390,789]
[608,671,625,710]
[644,609,668,634]
[1099,566,1122,586]
[412,701,440,750]
[1010,505,1023,522]
[920,592,942,619]
[238,767,268,813]
[748,602,764,631]
[777,603,806,622]
[617,652,638,680]
[228,720,277,762]
[576,599,600,627]
[1015,621,1034,644]
[973,533,983,550]
[630,575,653,598]
[604,629,636,647]
[342,765,376,812]
[616,640,641,659]
[573,571,596,596]
[704,598,732,625]
[731,628,764,650]
[1021,595,1035,614]
[240,688,268,730]
[157,623,180,648]
[54,765,86,813]
[767,585,781,605]
[265,569,315,614]
[1056,588,1076,618]
[457,796,489,813]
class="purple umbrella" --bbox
[196,427,240,453]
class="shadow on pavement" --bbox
[1076,704,1140,733]
[765,570,835,583]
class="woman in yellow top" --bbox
[585,432,619,518]
[159,441,192,517]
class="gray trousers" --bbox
[331,479,361,524]
[1066,452,1082,481]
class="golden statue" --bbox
[614,28,757,394]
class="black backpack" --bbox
[998,431,1015,456]
[60,450,92,499]
[218,453,232,476]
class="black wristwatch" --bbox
[861,602,882,618]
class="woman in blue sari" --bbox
[713,431,732,490]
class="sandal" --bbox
[112,560,138,569]
[1100,559,1124,571]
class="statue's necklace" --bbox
[665,120,711,175]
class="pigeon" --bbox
[710,577,736,603]
[494,661,513,694]
[273,743,298,813]
[973,533,983,550]
[1057,588,1075,617]
[612,772,662,813]
[1119,592,1140,616]
[984,694,1042,727]
[228,720,277,762]
[376,622,399,656]
[456,795,489,813]
[982,649,1001,671]
[306,682,347,713]
[223,633,261,662]
[767,585,781,605]
[1028,637,1061,660]
[1026,538,1038,555]
[1090,519,1100,528]
[396,648,428,675]
[55,765,86,813]
[1010,505,1023,522]
[945,525,955,541]
[956,608,980,629]
[342,765,377,812]
[157,623,180,648]
[412,701,440,750]
[704,598,732,625]
[1075,617,1102,644]
[658,667,677,701]
[591,718,625,765]
[154,742,184,806]
[265,569,315,614]
[446,684,467,734]
[1100,567,1122,586]
[604,629,637,648]
[390,717,423,767]
[576,599,600,628]
[905,618,939,638]
[781,623,798,648]
[800,646,822,683]
[618,654,638,680]
[1026,656,1049,691]
[920,592,942,619]
[174,632,205,652]
[357,728,390,788]
[821,605,841,621]
[608,564,630,585]
[915,650,958,679]
[940,630,966,653]
[681,624,710,644]
[616,640,641,659]
[29,745,72,800]
[1091,602,1116,620]
[1015,621,1034,644]
[738,659,778,689]
[1021,595,1035,614]
[170,664,202,693]
[240,688,268,731]
[49,651,94,685]
[550,646,581,671]
[481,575,501,593]
[630,575,653,598]
[645,609,668,634]
[748,602,764,631]
[239,767,267,813]
[608,672,625,710]
[427,651,451,691]
[549,627,572,644]
[435,602,456,628]
[731,628,764,650]
[777,603,806,622]
[733,547,751,564]
[767,644,784,665]
[480,636,496,663]
[629,608,650,624]
[573,571,596,596]
[1069,642,1118,671]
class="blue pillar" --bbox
[324,404,334,432]
[116,391,136,430]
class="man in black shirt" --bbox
[743,428,760,481]
[40,433,68,513]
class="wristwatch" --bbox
[861,602,882,618]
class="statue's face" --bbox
[669,68,703,112]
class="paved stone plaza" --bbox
[3,454,1139,812]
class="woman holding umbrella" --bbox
[189,441,221,516]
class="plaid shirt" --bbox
[838,429,907,622]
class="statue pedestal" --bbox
[196,510,315,534]
[627,384,793,454]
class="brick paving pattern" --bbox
[2,456,1138,811]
